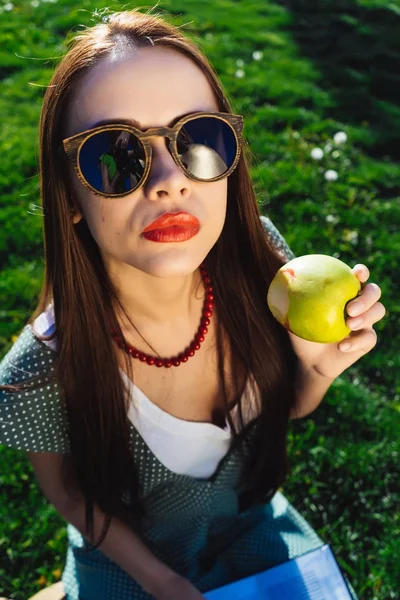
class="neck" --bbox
[109,263,205,331]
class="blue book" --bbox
[204,545,354,600]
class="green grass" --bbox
[0,0,399,598]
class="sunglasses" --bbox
[61,111,244,198]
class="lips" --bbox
[142,211,200,233]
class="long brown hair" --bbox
[0,7,299,549]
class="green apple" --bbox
[267,254,362,343]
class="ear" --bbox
[72,209,83,225]
[70,200,84,225]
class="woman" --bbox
[99,130,142,194]
[0,8,385,600]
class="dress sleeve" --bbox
[259,215,296,262]
[0,324,70,453]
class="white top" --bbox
[33,303,261,478]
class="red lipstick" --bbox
[142,211,200,243]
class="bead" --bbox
[110,266,214,367]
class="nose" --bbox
[144,136,192,200]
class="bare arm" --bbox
[290,362,335,419]
[62,496,179,595]
[25,452,180,597]
[100,160,122,193]
[100,160,112,189]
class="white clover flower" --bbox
[324,169,338,182]
[4,2,14,9]
[334,131,347,144]
[236,59,244,67]
[331,150,340,159]
[311,148,324,160]
[324,143,332,153]
[350,233,359,245]
[292,131,300,139]
[31,0,39,5]
[235,69,245,79]
[343,229,358,244]
[252,51,263,61]
[326,214,340,225]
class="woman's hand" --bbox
[153,573,206,600]
[288,263,386,380]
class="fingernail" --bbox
[348,301,363,316]
[339,343,351,352]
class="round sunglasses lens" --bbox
[79,130,146,194]
[177,117,237,179]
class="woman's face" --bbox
[64,45,228,279]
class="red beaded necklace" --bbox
[110,263,214,368]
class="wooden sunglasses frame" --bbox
[61,111,244,198]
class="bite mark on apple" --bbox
[282,268,296,279]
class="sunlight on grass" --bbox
[0,1,399,599]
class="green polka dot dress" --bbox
[0,217,359,599]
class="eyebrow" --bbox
[90,110,210,131]
[91,116,142,129]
